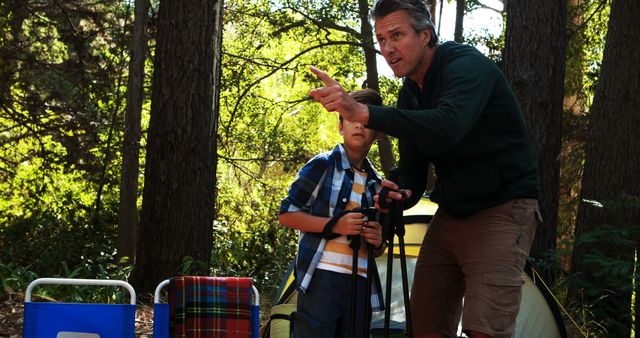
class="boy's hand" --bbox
[361,220,383,249]
[332,212,367,235]
[308,66,370,124]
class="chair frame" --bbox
[23,278,136,338]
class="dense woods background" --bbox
[1,0,639,336]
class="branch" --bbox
[223,52,282,68]
[218,154,300,163]
[219,155,275,189]
[284,6,361,38]
[467,0,503,15]
[271,20,307,38]
[52,0,80,37]
[567,0,610,39]
[0,104,48,161]
[223,40,362,136]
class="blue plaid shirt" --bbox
[279,144,385,311]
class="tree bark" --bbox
[358,0,395,176]
[117,0,149,262]
[503,0,567,284]
[571,0,640,335]
[429,0,438,27]
[454,0,464,43]
[133,0,224,293]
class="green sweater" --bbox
[368,42,539,216]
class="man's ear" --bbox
[422,28,431,46]
[339,120,344,134]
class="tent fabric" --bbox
[372,256,568,338]
[274,260,297,305]
[266,303,296,338]
[515,269,565,338]
[518,263,568,338]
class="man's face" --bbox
[375,10,431,83]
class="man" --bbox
[308,0,541,337]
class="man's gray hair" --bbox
[372,0,439,47]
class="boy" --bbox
[279,88,387,338]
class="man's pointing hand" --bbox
[308,66,370,125]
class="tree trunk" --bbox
[556,0,588,275]
[358,0,394,177]
[454,0,464,43]
[571,0,640,335]
[117,0,149,262]
[429,0,438,27]
[133,0,224,293]
[503,0,567,284]
[211,0,224,220]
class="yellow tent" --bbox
[386,197,438,257]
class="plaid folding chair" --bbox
[153,276,260,338]
[23,278,136,338]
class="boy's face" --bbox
[340,119,378,152]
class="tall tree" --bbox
[503,0,568,283]
[357,0,395,176]
[133,0,225,292]
[570,0,640,335]
[117,0,150,261]
[454,0,465,43]
[429,0,439,28]
[557,0,610,275]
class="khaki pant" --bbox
[410,199,540,338]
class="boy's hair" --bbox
[340,88,383,122]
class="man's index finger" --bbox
[310,66,339,87]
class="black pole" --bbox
[380,186,413,337]
[397,223,413,337]
[383,206,395,338]
[350,235,361,338]
[365,245,374,337]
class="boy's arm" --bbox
[279,212,327,233]
[279,211,366,236]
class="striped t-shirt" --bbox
[316,167,368,277]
